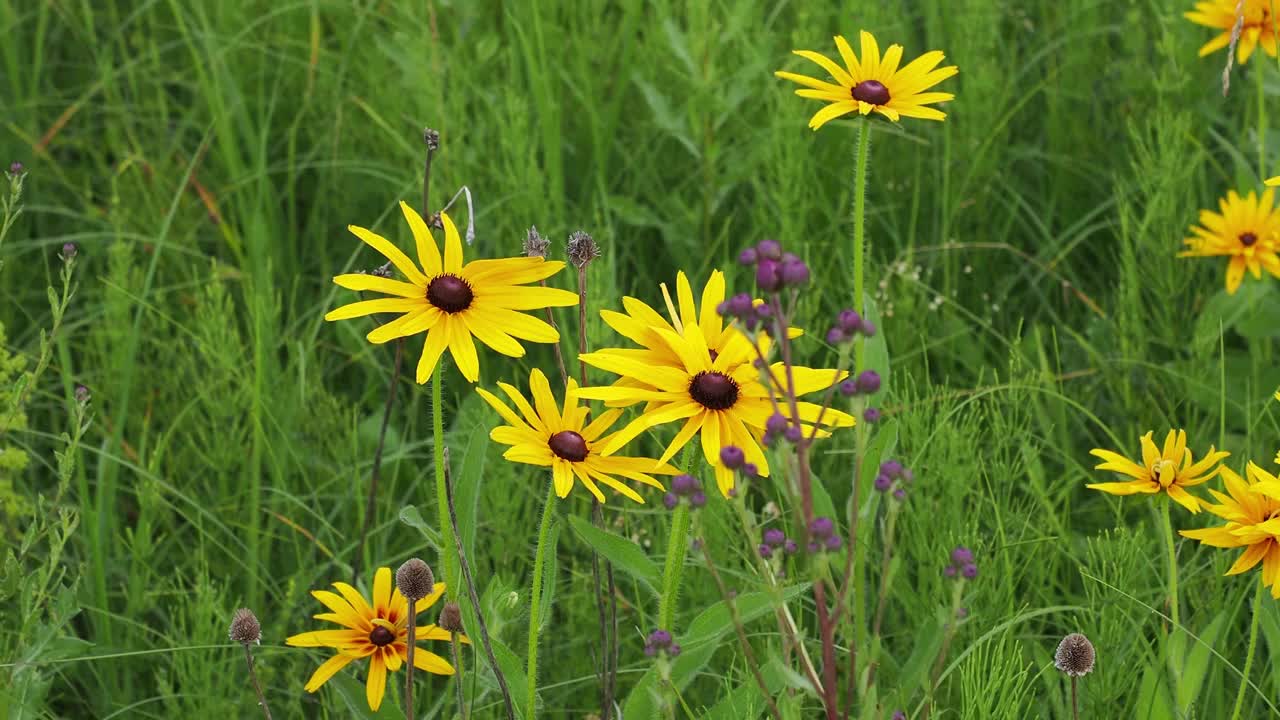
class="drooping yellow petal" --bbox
[304,653,356,693]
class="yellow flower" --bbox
[286,567,466,711]
[1186,0,1277,64]
[578,276,854,497]
[774,30,958,129]
[477,368,679,503]
[1179,189,1280,295]
[1181,463,1280,598]
[324,203,578,383]
[1087,430,1229,513]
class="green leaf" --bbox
[398,505,441,548]
[1176,611,1227,711]
[567,513,660,594]
[860,293,890,395]
[1135,662,1175,720]
[898,611,945,693]
[1192,282,1271,351]
[327,672,403,719]
[684,585,808,649]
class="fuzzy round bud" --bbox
[663,492,679,510]
[755,259,782,292]
[892,487,906,501]
[726,293,754,317]
[229,608,262,645]
[8,161,22,175]
[741,462,758,477]
[961,562,978,579]
[837,309,862,332]
[61,243,77,260]
[649,629,673,647]
[423,128,441,151]
[737,247,758,266]
[824,535,843,551]
[783,425,803,444]
[1054,633,1096,677]
[826,327,846,345]
[783,539,799,554]
[859,319,877,337]
[719,445,745,470]
[396,558,435,600]
[880,459,903,478]
[763,528,785,547]
[566,230,602,268]
[779,259,810,286]
[944,565,958,578]
[765,413,788,435]
[839,379,858,396]
[809,516,834,539]
[863,407,882,423]
[524,226,549,258]
[756,239,782,260]
[758,543,774,559]
[951,546,973,566]
[689,490,707,509]
[74,384,91,405]
[807,541,821,553]
[438,602,464,633]
[668,643,682,657]
[855,370,881,394]
[892,712,906,720]
[672,474,698,496]
[874,473,893,492]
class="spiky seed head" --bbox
[566,230,601,268]
[1054,633,1096,677]
[229,608,261,645]
[396,558,435,601]
[438,601,464,633]
[423,127,440,151]
[524,226,549,258]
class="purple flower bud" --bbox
[715,301,728,316]
[755,259,782,291]
[783,539,798,554]
[825,535,843,551]
[649,629,672,646]
[689,491,707,509]
[672,474,698,496]
[863,407,882,423]
[779,259,810,286]
[644,644,656,657]
[951,546,974,566]
[837,309,862,332]
[759,543,774,559]
[756,239,782,260]
[741,462,758,477]
[783,425,803,444]
[859,319,877,337]
[874,473,893,492]
[74,384,90,404]
[809,516,834,539]
[663,493,678,510]
[719,445,745,469]
[765,413,788,435]
[763,528,785,547]
[668,643,681,657]
[826,327,846,345]
[880,459,903,478]
[61,243,77,260]
[726,293,754,317]
[961,563,978,579]
[892,712,907,720]
[855,370,881,394]
[892,488,906,501]
[944,565,958,578]
[8,161,22,174]
[753,302,773,319]
[807,541,821,554]
[727,487,738,498]
[839,379,858,396]
[737,247,759,266]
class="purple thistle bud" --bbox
[741,462,758,477]
[663,493,679,510]
[74,384,90,405]
[859,319,877,337]
[824,535,843,551]
[719,445,745,470]
[668,643,681,657]
[944,565,958,578]
[863,407,882,423]
[826,327,846,345]
[763,528,785,547]
[807,541,821,554]
[892,487,906,501]
[783,425,803,444]
[8,161,22,174]
[61,243,77,260]
[892,712,907,720]
[765,413,788,435]
[753,302,773,319]
[837,309,862,332]
[715,301,728,316]
[783,539,798,555]
[880,459,903,478]
[855,370,881,394]
[644,644,657,657]
[779,259,810,286]
[737,247,759,266]
[951,546,974,566]
[726,293,754,317]
[757,238,782,260]
[839,379,858,396]
[755,259,782,291]
[649,629,672,647]
[689,491,707,509]
[809,516,834,539]
[758,544,774,559]
[672,474,698,496]
[874,473,893,492]
[962,562,978,579]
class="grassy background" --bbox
[3,0,1280,717]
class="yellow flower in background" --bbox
[1186,0,1277,64]
[1179,189,1280,294]
[578,280,854,497]
[477,368,679,503]
[1182,464,1280,598]
[1087,430,1229,513]
[286,567,465,711]
[775,30,958,128]
[324,203,578,383]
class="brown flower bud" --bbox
[396,558,435,601]
[229,608,261,645]
[438,601,464,633]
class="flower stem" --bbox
[852,118,872,371]
[1160,498,1182,703]
[1230,581,1265,720]
[451,630,467,720]
[1071,676,1079,720]
[433,364,458,594]
[241,644,273,720]
[658,502,692,632]
[526,482,558,718]
[922,579,966,720]
[404,606,417,720]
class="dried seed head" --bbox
[229,608,262,645]
[566,230,601,268]
[423,127,440,151]
[396,558,435,601]
[524,226,549,258]
[1054,633,1095,677]
[438,601,464,633]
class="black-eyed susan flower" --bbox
[1087,430,1229,513]
[774,30,957,128]
[578,277,854,497]
[325,203,578,383]
[286,567,466,711]
[1186,0,1277,64]
[1181,463,1280,598]
[476,368,679,503]
[1179,189,1280,295]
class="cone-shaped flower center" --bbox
[1152,460,1176,488]
[548,430,589,462]
[1240,232,1258,247]
[689,371,739,410]
[369,625,396,646]
[426,274,474,313]
[852,80,891,106]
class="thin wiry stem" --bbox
[1071,676,1079,720]
[241,644,273,720]
[451,631,467,720]
[404,605,417,720]
[355,338,403,583]
[1230,580,1265,720]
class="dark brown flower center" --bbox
[852,80,891,106]
[369,625,396,647]
[1240,232,1258,247]
[426,274,473,313]
[689,371,739,411]
[548,430,589,462]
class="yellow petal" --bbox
[399,200,442,276]
[366,652,387,711]
[441,211,464,273]
[304,653,355,693]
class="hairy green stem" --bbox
[658,502,692,632]
[1258,56,1268,178]
[852,118,872,371]
[526,483,558,718]
[433,364,458,594]
[1161,498,1182,703]
[1229,581,1265,720]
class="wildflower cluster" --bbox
[807,516,843,554]
[642,629,681,658]
[661,474,708,510]
[873,458,912,501]
[826,308,877,346]
[943,546,978,580]
[758,527,799,560]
